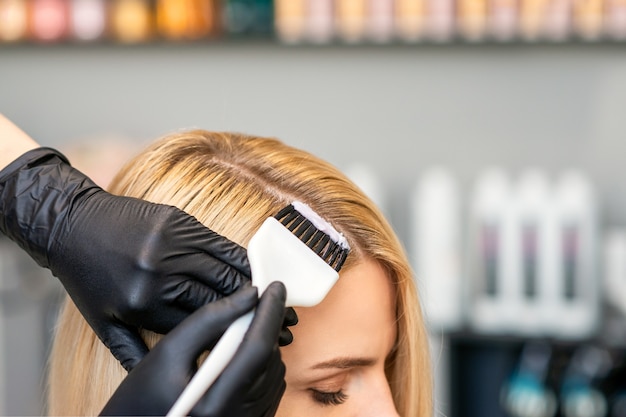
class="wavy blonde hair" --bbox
[47,131,432,416]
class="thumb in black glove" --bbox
[100,282,288,417]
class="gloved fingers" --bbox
[154,285,258,361]
[169,251,251,296]
[194,338,286,416]
[284,307,298,327]
[243,281,287,351]
[263,374,287,417]
[240,348,286,403]
[98,287,258,417]
[279,307,298,346]
[196,282,286,413]
[102,323,151,372]
[190,226,251,276]
[171,211,251,277]
[166,279,223,312]
[278,328,293,346]
[134,304,190,335]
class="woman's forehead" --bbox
[281,259,397,375]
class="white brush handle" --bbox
[167,215,342,417]
[166,310,254,417]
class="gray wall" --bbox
[3,43,626,237]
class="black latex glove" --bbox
[0,147,252,371]
[280,307,298,345]
[100,282,287,417]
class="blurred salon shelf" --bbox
[3,0,626,47]
[5,37,626,49]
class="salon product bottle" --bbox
[560,345,612,417]
[573,0,605,40]
[467,168,513,334]
[412,167,462,332]
[501,341,558,417]
[549,171,599,340]
[223,0,246,34]
[335,0,368,43]
[70,0,107,42]
[0,0,29,42]
[110,0,153,43]
[306,0,334,43]
[344,163,386,215]
[489,0,518,41]
[497,170,529,335]
[543,0,572,41]
[457,0,488,41]
[29,0,70,42]
[156,0,216,41]
[428,0,454,41]
[224,0,271,35]
[245,0,274,35]
[603,229,626,318]
[605,0,626,40]
[274,0,306,43]
[519,0,548,40]
[394,0,428,42]
[514,169,551,336]
[536,175,562,337]
[156,0,194,40]
[367,0,394,43]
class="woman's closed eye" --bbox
[304,356,376,407]
[309,388,349,406]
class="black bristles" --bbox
[312,234,331,257]
[301,224,317,243]
[275,204,350,272]
[286,213,304,231]
[335,250,348,271]
[307,230,325,249]
[274,205,294,220]
[293,218,313,237]
[328,247,342,267]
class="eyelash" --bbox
[310,389,348,406]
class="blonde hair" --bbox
[47,131,433,416]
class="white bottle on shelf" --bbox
[604,228,626,317]
[306,0,334,44]
[547,170,600,340]
[274,0,307,44]
[367,0,394,43]
[537,174,561,336]
[467,167,514,334]
[513,168,551,336]
[411,167,462,332]
[603,227,626,317]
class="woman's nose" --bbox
[360,375,401,417]
[365,396,400,417]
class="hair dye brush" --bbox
[167,201,351,417]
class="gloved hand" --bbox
[100,282,287,417]
[0,147,252,371]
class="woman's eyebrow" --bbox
[310,357,376,370]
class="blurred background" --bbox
[2,0,626,416]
